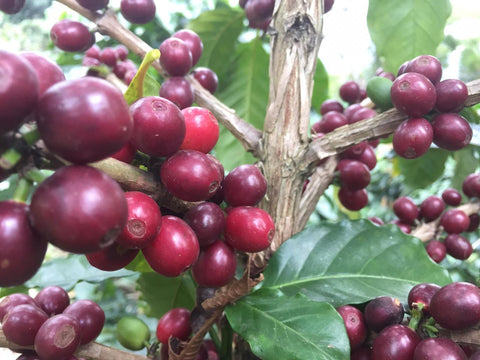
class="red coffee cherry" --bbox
[63,300,105,344]
[372,324,420,360]
[50,20,94,52]
[413,337,467,360]
[426,240,447,263]
[390,72,436,117]
[86,243,139,271]
[440,209,470,234]
[192,241,237,288]
[393,196,418,224]
[34,286,70,316]
[156,307,192,344]
[222,164,268,207]
[2,304,48,346]
[336,305,367,350]
[407,283,441,315]
[180,106,219,154]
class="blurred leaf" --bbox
[311,60,329,111]
[26,255,136,290]
[367,0,452,72]
[0,285,28,298]
[126,252,154,273]
[138,272,196,318]
[396,148,449,189]
[214,37,269,170]
[124,49,161,104]
[260,220,451,307]
[225,289,349,360]
[451,147,479,191]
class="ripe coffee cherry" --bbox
[50,20,94,52]
[372,325,420,360]
[413,337,467,360]
[351,345,372,360]
[192,67,219,94]
[392,117,433,159]
[442,188,462,206]
[338,187,368,211]
[407,283,440,315]
[426,240,446,263]
[0,51,39,135]
[159,76,195,110]
[143,215,199,277]
[432,113,472,151]
[435,79,468,113]
[36,77,132,164]
[34,314,81,360]
[337,159,370,191]
[339,81,360,103]
[29,165,128,254]
[160,150,222,202]
[393,196,418,224]
[392,219,412,234]
[320,99,344,115]
[2,304,48,346]
[120,0,156,24]
[99,47,117,67]
[86,243,139,271]
[130,96,185,157]
[0,294,39,323]
[419,195,445,222]
[344,144,377,170]
[244,0,274,24]
[364,296,404,333]
[467,213,480,232]
[156,307,192,344]
[63,300,105,344]
[0,0,25,13]
[192,241,237,287]
[336,305,367,350]
[323,0,334,13]
[405,54,442,85]
[111,142,137,164]
[116,191,162,249]
[159,37,193,77]
[183,202,225,248]
[463,173,480,198]
[180,107,219,153]
[440,209,470,234]
[316,111,348,133]
[21,52,65,97]
[34,286,70,316]
[430,282,480,330]
[342,141,367,158]
[223,164,268,206]
[444,234,473,260]
[77,0,109,11]
[344,103,363,122]
[390,72,436,117]
[173,29,203,67]
[349,107,377,124]
[0,201,47,287]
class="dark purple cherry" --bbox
[432,113,472,151]
[159,37,193,76]
[192,67,218,94]
[393,117,433,159]
[349,107,377,124]
[440,209,470,234]
[120,0,156,24]
[317,111,348,133]
[192,241,237,288]
[50,20,94,52]
[21,52,65,97]
[320,99,344,115]
[393,196,418,224]
[467,213,480,232]
[442,188,462,206]
[34,286,70,316]
[0,293,38,323]
[413,337,467,360]
[29,165,128,254]
[323,0,334,13]
[99,47,117,67]
[338,187,368,211]
[2,304,48,346]
[77,0,109,11]
[244,0,274,24]
[405,54,442,84]
[0,0,25,13]
[183,202,225,248]
[463,173,480,198]
[351,345,372,360]
[344,103,363,122]
[336,305,367,350]
[426,240,446,263]
[159,76,195,110]
[222,164,267,206]
[372,324,420,360]
[86,243,139,271]
[173,29,203,67]
[337,159,370,191]
[435,79,468,113]
[407,283,440,315]
[419,195,445,222]
[444,234,473,260]
[63,300,105,344]
[364,296,404,333]
[390,72,436,117]
[339,81,360,104]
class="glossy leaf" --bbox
[261,220,451,307]
[138,272,196,318]
[225,289,349,360]
[367,0,452,72]
[311,59,329,111]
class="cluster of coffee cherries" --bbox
[0,286,104,360]
[338,281,480,359]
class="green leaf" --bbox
[367,0,452,72]
[125,252,154,273]
[187,8,245,82]
[311,60,329,111]
[26,255,136,290]
[214,37,269,170]
[225,289,349,360]
[124,49,161,105]
[260,220,451,307]
[138,272,196,318]
[396,148,449,189]
[451,147,479,191]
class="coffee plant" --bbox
[1,0,480,359]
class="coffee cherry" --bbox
[372,324,420,360]
[172,29,203,67]
[404,54,442,85]
[143,215,199,277]
[323,0,334,13]
[21,52,66,97]
[116,316,150,350]
[364,296,404,333]
[435,79,468,113]
[224,206,275,253]
[344,103,363,122]
[159,37,193,77]
[192,241,237,287]
[440,209,470,234]
[34,314,81,360]
[467,213,480,232]
[413,337,467,360]
[339,81,360,104]
[336,305,367,350]
[77,0,109,11]
[120,0,156,24]
[350,345,372,360]
[426,240,446,263]
[316,111,348,133]
[223,164,267,206]
[366,76,393,111]
[0,293,39,323]
[344,144,377,170]
[180,107,219,153]
[349,107,377,124]
[320,99,344,115]
[111,142,137,164]
[0,0,25,14]
[99,47,117,67]
[442,188,462,206]
[86,243,139,271]
[0,201,48,287]
[192,67,218,94]
[432,113,472,151]
[393,196,418,224]
[34,286,70,316]
[160,150,222,202]
[29,165,128,254]
[390,72,436,117]
[50,20,94,52]
[159,76,195,110]
[0,51,39,135]
[337,159,370,191]
[244,0,274,24]
[444,234,473,260]
[407,283,440,315]
[116,191,162,249]
[36,77,132,164]
[2,304,48,346]
[419,195,445,222]
[462,173,480,198]
[338,187,368,211]
[430,282,480,330]
[63,300,105,344]
[183,202,226,248]
[391,219,412,234]
[130,96,185,158]
[392,117,433,159]
[156,307,192,344]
